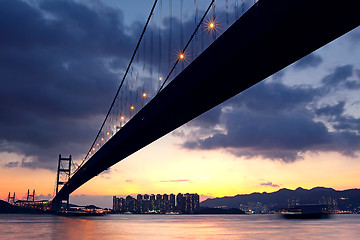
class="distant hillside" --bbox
[0,200,43,214]
[201,187,360,212]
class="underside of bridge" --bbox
[52,0,359,209]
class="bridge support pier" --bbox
[51,154,71,212]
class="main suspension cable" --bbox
[74,0,159,175]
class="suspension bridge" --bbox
[49,0,359,211]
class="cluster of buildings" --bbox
[237,197,360,214]
[113,193,199,214]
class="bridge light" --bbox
[106,132,110,135]
[121,116,125,120]
[96,143,99,146]
[204,18,219,33]
[130,106,134,110]
[101,137,104,141]
[89,151,91,154]
[175,50,188,62]
[158,76,162,81]
[142,92,147,98]
[92,147,95,151]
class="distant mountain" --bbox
[201,187,360,212]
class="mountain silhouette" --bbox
[201,187,360,212]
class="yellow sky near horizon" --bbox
[2,133,359,203]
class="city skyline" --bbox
[1,0,360,209]
[113,193,199,214]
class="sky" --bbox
[1,0,360,208]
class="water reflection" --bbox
[0,214,359,239]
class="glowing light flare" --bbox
[175,50,189,63]
[142,92,147,98]
[106,132,110,136]
[101,138,104,141]
[121,116,125,120]
[92,147,95,151]
[158,76,163,81]
[130,106,134,110]
[204,18,220,34]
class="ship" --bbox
[281,204,330,219]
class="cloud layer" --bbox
[1,0,359,170]
[0,0,136,169]
[0,0,247,170]
[182,61,360,162]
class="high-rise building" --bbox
[137,194,143,213]
[113,192,199,214]
[113,196,127,212]
[113,196,118,211]
[150,194,156,211]
[156,194,162,212]
[183,193,200,213]
[176,193,185,213]
[170,194,176,212]
[163,194,169,212]
[126,196,136,213]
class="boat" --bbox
[281,204,330,219]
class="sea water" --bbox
[0,214,359,239]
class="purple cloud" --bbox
[260,182,280,188]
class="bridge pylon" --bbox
[27,189,35,202]
[54,154,72,211]
[7,192,15,203]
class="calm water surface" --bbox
[0,214,359,239]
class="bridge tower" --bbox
[55,154,72,210]
[7,192,15,203]
[27,189,35,202]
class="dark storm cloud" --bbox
[228,81,320,114]
[293,53,323,70]
[185,109,331,162]
[315,102,345,116]
[0,0,139,169]
[321,64,353,86]
[315,102,360,133]
[0,0,243,170]
[182,79,360,162]
[334,117,360,132]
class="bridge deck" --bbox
[53,0,359,205]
